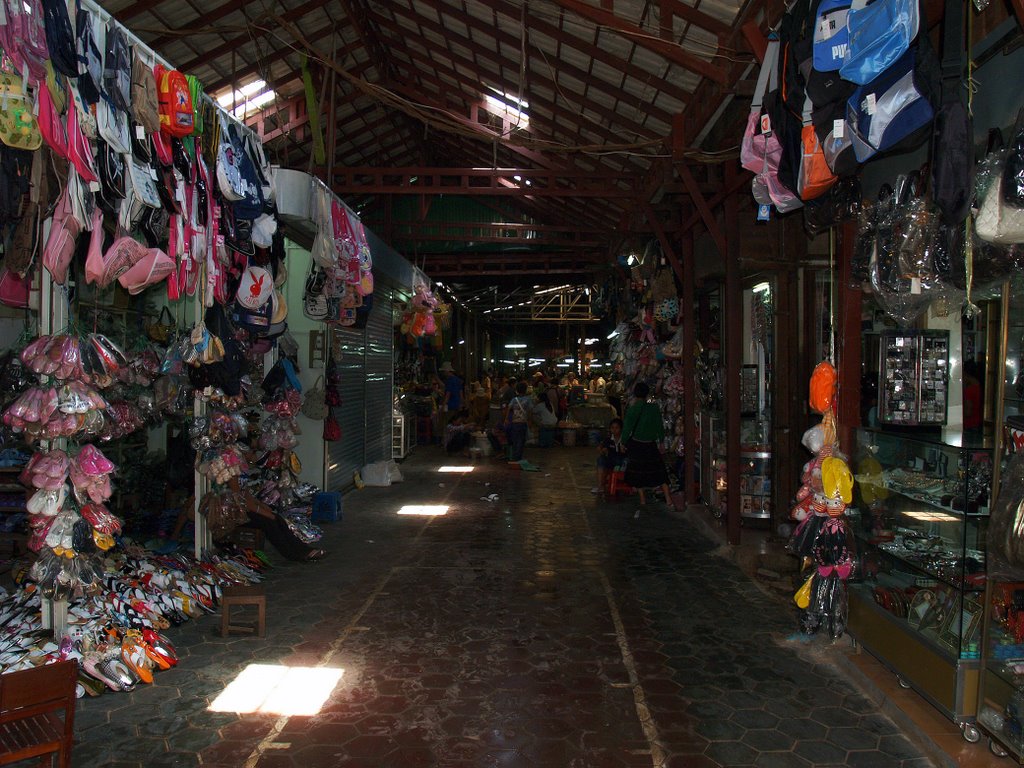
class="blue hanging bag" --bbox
[839,0,920,85]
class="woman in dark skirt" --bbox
[622,382,675,510]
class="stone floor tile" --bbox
[60,447,929,768]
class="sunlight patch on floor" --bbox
[397,504,450,516]
[208,664,344,716]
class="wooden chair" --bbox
[0,659,77,768]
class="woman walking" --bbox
[622,382,675,513]
[503,382,532,462]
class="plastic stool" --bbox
[608,470,633,497]
[220,584,266,637]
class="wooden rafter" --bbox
[549,0,728,83]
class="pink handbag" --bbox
[37,83,69,160]
[0,268,31,308]
[740,40,781,174]
[83,207,105,285]
[118,246,175,294]
[42,185,81,284]
[739,40,802,214]
[98,236,147,288]
[66,99,97,183]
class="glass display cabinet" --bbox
[704,415,772,521]
[878,330,950,426]
[976,277,1024,759]
[848,428,991,735]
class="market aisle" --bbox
[68,446,932,768]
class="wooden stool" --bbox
[220,584,266,637]
[231,525,265,550]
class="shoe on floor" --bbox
[590,487,601,494]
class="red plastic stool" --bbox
[608,470,633,497]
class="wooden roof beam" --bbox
[659,0,732,37]
[549,0,728,83]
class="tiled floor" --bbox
[62,446,938,767]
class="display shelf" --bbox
[850,427,991,727]
[392,414,413,460]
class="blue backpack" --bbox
[845,40,938,163]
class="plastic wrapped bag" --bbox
[850,196,881,289]
[1003,108,1024,209]
[976,128,1024,245]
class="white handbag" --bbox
[311,230,335,268]
[96,97,131,154]
[975,173,1024,245]
[128,157,161,209]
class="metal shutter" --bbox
[363,285,394,464]
[324,284,394,491]
[326,326,366,492]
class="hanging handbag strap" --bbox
[939,0,964,101]
[751,38,780,113]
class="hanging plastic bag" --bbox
[1002,108,1024,209]
[850,196,880,289]
[895,196,937,280]
[976,128,1024,245]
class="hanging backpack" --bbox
[811,0,850,73]
[187,76,205,136]
[230,125,263,219]
[806,0,856,111]
[845,41,939,163]
[0,69,42,151]
[76,5,104,105]
[41,0,77,77]
[216,116,245,201]
[96,95,131,154]
[131,50,161,135]
[155,64,194,138]
[742,41,803,214]
[103,23,132,114]
[797,99,837,201]
[0,0,49,84]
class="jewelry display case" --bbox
[848,428,991,730]
[878,330,950,426]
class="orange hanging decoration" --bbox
[809,361,837,414]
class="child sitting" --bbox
[592,418,626,496]
[445,409,474,455]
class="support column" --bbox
[835,221,862,453]
[680,230,697,505]
[724,169,742,546]
[772,216,804,535]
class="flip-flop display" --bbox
[0,547,266,693]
